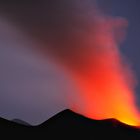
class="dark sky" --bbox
[0,0,140,125]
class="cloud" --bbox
[0,0,139,125]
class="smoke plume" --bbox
[43,0,140,126]
[1,0,140,126]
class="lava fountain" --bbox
[0,0,140,127]
[40,0,140,126]
[68,17,140,126]
[9,0,139,126]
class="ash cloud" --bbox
[0,0,140,125]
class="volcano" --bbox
[0,109,140,139]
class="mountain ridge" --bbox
[0,109,140,139]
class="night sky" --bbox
[0,0,140,125]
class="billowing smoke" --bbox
[41,0,140,126]
[1,0,140,126]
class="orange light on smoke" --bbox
[69,51,140,126]
[68,19,140,126]
[44,2,140,127]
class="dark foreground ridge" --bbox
[12,119,31,126]
[0,109,140,139]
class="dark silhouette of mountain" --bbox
[12,119,31,126]
[0,109,140,139]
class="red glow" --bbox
[43,4,140,126]
[67,17,140,126]
[70,61,140,126]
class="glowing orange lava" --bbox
[68,18,140,126]
[70,69,140,126]
[69,48,140,127]
[43,1,140,127]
